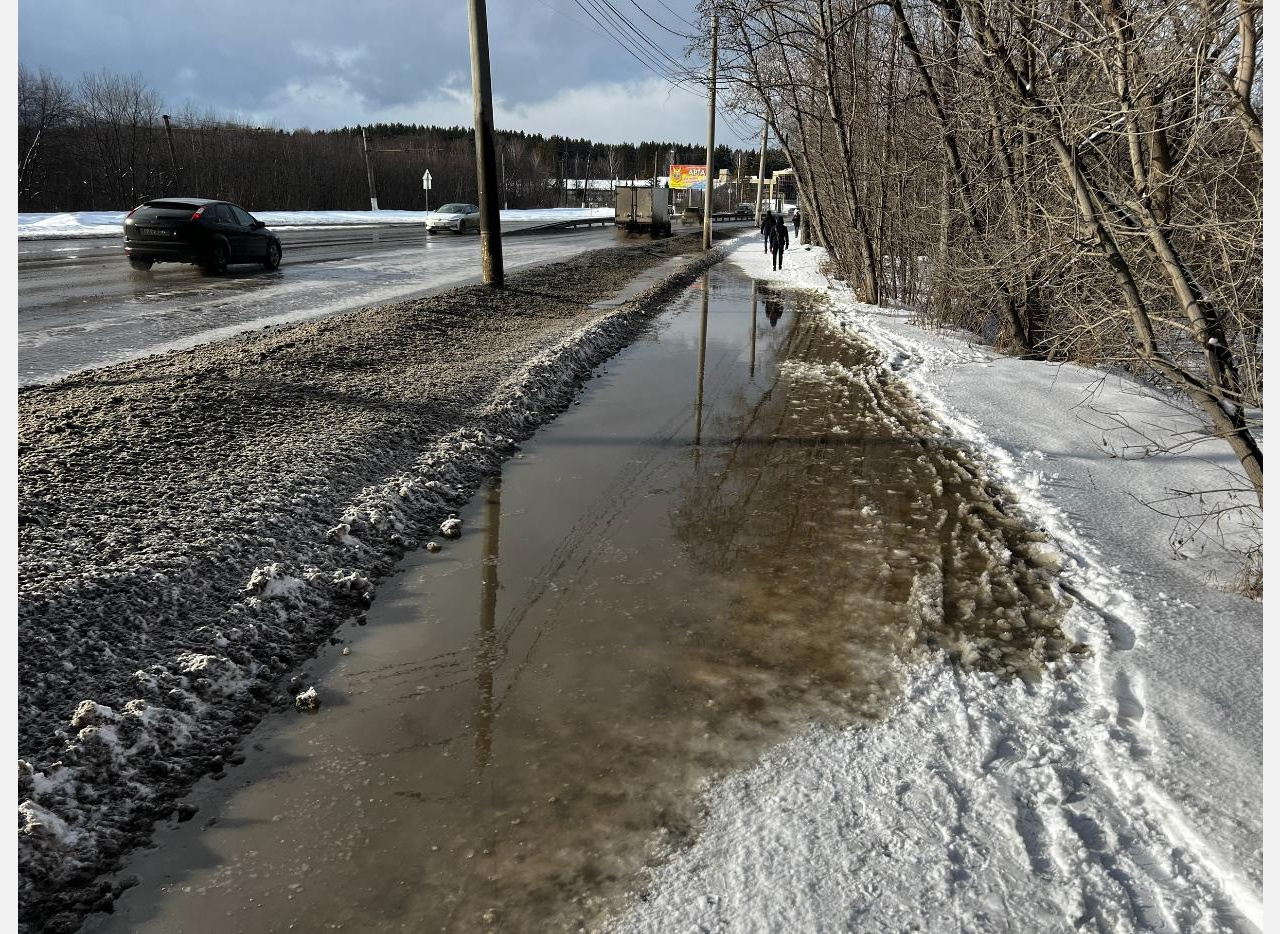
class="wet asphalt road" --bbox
[18,221,726,387]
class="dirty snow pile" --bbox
[605,239,1263,932]
[16,207,614,239]
[16,237,727,932]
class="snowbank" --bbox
[606,240,1263,932]
[16,207,615,239]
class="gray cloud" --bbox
[17,0,754,144]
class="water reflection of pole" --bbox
[749,279,757,380]
[474,477,501,772]
[694,274,710,447]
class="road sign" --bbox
[422,170,433,190]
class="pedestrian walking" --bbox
[761,209,773,252]
[792,209,800,238]
[768,216,789,271]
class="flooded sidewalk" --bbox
[87,265,1067,933]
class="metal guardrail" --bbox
[506,216,615,236]
[508,213,755,236]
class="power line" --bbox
[550,0,759,149]
[579,0,702,88]
[652,0,697,29]
[597,0,701,79]
[528,0,619,47]
[627,0,698,42]
[570,0,699,91]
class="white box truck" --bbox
[614,186,672,236]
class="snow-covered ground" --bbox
[608,239,1263,932]
[16,207,614,239]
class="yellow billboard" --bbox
[668,164,708,190]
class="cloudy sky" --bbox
[17,0,758,147]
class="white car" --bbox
[425,203,480,234]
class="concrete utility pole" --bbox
[702,12,718,251]
[467,0,504,286]
[161,114,179,190]
[668,147,676,208]
[500,147,507,210]
[754,122,768,224]
[361,128,379,211]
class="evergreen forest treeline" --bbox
[18,65,789,213]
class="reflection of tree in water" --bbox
[672,288,1072,697]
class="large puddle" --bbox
[86,265,1069,933]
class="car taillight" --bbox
[192,206,206,220]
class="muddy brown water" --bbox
[84,265,1067,933]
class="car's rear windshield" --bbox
[131,201,200,222]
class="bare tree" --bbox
[18,65,75,203]
[708,0,1261,522]
[76,69,163,207]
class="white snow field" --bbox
[16,207,614,239]
[606,239,1263,933]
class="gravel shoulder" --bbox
[17,233,730,932]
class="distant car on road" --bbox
[426,203,480,234]
[123,198,281,275]
[737,202,754,216]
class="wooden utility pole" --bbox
[161,114,179,191]
[467,0,504,286]
[361,128,379,211]
[702,12,718,251]
[754,122,768,225]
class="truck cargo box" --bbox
[614,186,671,236]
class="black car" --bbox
[123,198,282,274]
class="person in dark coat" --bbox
[792,209,800,238]
[768,215,789,271]
[761,209,773,251]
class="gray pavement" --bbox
[17,221,724,386]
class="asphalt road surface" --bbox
[18,221,726,387]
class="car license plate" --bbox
[140,227,173,237]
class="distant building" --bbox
[546,173,737,209]
[546,177,669,208]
